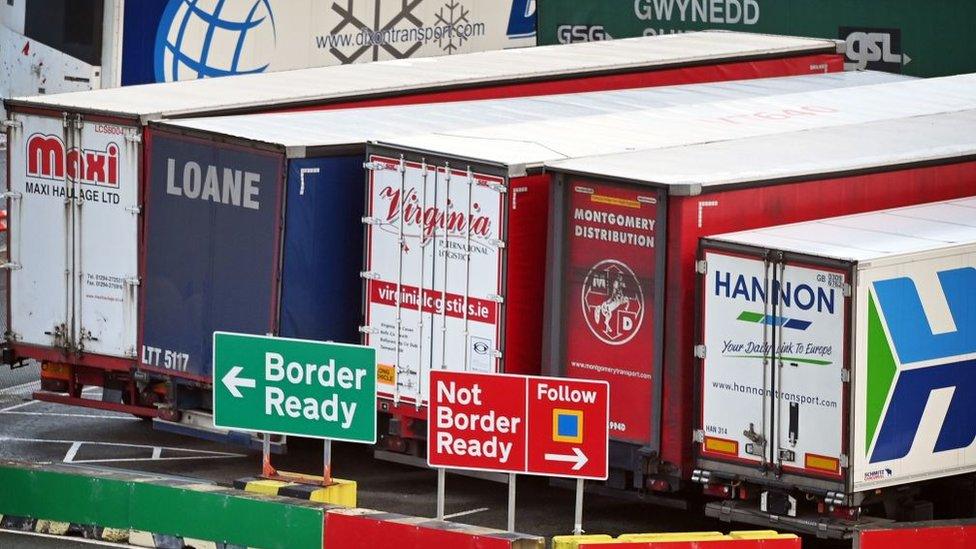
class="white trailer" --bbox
[698,196,976,535]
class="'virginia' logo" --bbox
[378,185,492,243]
[27,133,120,188]
[867,267,976,464]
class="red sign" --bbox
[563,181,661,445]
[428,371,608,479]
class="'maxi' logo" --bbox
[866,267,976,465]
[27,133,120,188]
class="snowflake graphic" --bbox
[329,0,424,63]
[434,1,471,54]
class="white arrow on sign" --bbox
[544,447,588,471]
[222,365,256,398]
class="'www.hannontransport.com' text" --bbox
[712,381,838,408]
[316,22,486,49]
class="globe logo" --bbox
[154,0,277,83]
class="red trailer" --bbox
[540,75,976,501]
[364,74,975,464]
[3,32,844,427]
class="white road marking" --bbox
[0,379,41,395]
[0,527,134,547]
[0,411,139,420]
[442,507,490,519]
[0,399,39,412]
[63,441,83,463]
[0,436,247,463]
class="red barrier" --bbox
[586,540,799,549]
[857,520,976,549]
[324,508,544,549]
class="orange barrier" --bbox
[857,519,976,549]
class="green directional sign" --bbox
[213,332,377,443]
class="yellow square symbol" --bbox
[553,409,584,443]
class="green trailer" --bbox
[538,0,975,77]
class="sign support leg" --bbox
[573,478,584,536]
[507,473,516,532]
[323,439,332,485]
[261,433,276,478]
[436,468,446,520]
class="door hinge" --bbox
[696,260,708,274]
[125,132,142,144]
[486,182,508,194]
[694,344,707,359]
[1,262,23,271]
[360,271,380,280]
[692,429,704,443]
[2,191,23,200]
[841,369,850,383]
[842,283,852,297]
[486,294,505,304]
[125,277,140,287]
[125,206,141,214]
[840,454,849,468]
[359,326,377,335]
[2,119,22,129]
[362,161,387,171]
[362,216,383,225]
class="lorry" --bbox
[540,96,976,510]
[4,31,845,433]
[366,74,976,462]
[1,0,537,120]
[696,194,976,537]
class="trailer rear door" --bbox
[8,113,73,351]
[363,155,506,405]
[699,247,848,483]
[74,119,140,357]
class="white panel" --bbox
[75,121,140,357]
[364,156,503,405]
[8,113,71,348]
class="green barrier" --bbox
[0,461,328,549]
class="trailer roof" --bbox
[374,73,976,175]
[546,107,976,194]
[5,32,840,123]
[708,198,976,263]
[158,71,907,158]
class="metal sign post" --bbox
[573,478,585,535]
[508,473,517,531]
[436,468,446,520]
[323,439,333,484]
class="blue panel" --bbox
[121,0,169,85]
[278,156,365,344]
[142,133,283,379]
[874,267,976,364]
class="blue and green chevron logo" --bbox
[866,267,976,463]
[736,310,811,331]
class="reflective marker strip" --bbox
[805,453,840,473]
[704,436,739,457]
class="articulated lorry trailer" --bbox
[544,94,976,510]
[697,196,976,537]
[3,32,845,437]
[139,72,902,442]
[367,74,976,464]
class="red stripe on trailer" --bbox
[288,54,844,113]
[503,174,551,376]
[663,159,976,478]
[856,520,976,549]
